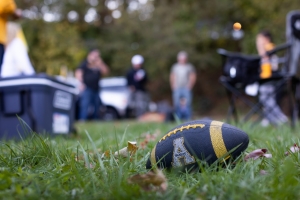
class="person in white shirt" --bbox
[0,22,35,78]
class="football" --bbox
[146,119,249,170]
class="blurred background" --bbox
[15,0,300,115]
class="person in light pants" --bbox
[170,51,196,120]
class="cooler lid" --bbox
[0,74,79,95]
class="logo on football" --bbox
[146,120,249,170]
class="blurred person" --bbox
[176,96,191,121]
[170,51,196,120]
[126,54,149,117]
[1,22,35,77]
[75,49,109,121]
[0,0,22,75]
[256,30,288,126]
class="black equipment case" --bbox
[0,74,78,139]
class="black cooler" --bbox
[0,74,78,139]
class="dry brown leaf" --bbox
[114,141,138,158]
[141,130,160,139]
[128,141,138,155]
[140,141,149,150]
[101,150,111,159]
[285,144,300,156]
[101,142,138,159]
[140,130,161,149]
[128,170,167,192]
[114,146,128,157]
[244,149,272,161]
[138,112,166,122]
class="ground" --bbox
[0,120,300,199]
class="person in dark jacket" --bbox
[75,49,109,121]
[126,55,149,117]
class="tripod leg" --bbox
[226,90,238,124]
[290,79,298,128]
[243,102,263,122]
[232,97,238,124]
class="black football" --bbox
[146,120,249,170]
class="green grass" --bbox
[0,120,300,199]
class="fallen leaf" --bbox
[244,149,272,161]
[101,150,111,159]
[140,130,161,149]
[114,146,128,157]
[114,141,138,158]
[101,142,138,159]
[128,141,138,155]
[264,154,272,158]
[140,140,149,150]
[285,144,300,156]
[138,112,166,122]
[128,170,167,192]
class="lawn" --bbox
[0,120,300,199]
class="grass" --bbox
[0,119,300,199]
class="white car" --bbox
[99,77,131,120]
[57,76,131,121]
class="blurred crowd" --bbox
[74,48,197,122]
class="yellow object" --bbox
[0,0,16,44]
[233,22,242,30]
[260,41,274,79]
[209,121,229,159]
[265,42,274,51]
[260,62,272,79]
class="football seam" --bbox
[158,123,206,142]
